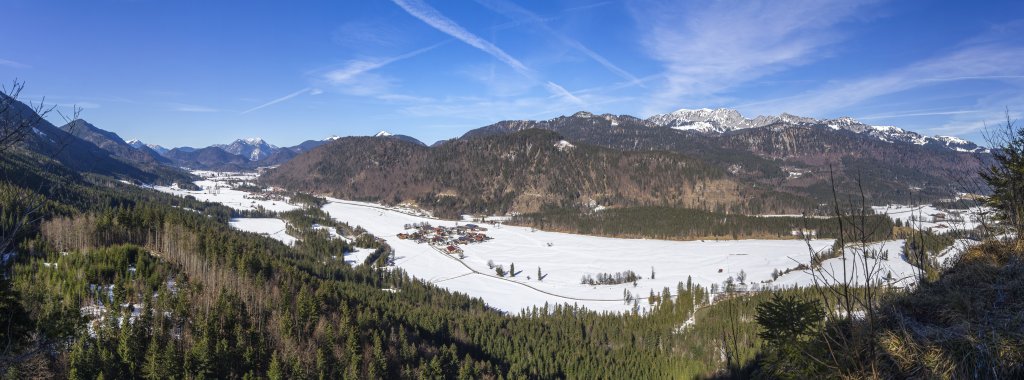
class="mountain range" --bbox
[264,109,991,215]
[120,108,985,173]
[126,132,426,171]
[646,108,986,153]
[2,91,991,214]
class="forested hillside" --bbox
[0,142,807,379]
[263,129,814,218]
[0,92,192,185]
[464,112,990,205]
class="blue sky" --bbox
[2,0,1023,147]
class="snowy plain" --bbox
[871,204,986,234]
[152,171,948,314]
[228,218,296,246]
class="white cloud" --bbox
[391,0,532,76]
[859,110,983,121]
[630,0,876,113]
[928,93,1024,137]
[745,43,1024,117]
[323,42,444,85]
[544,81,584,105]
[475,0,641,85]
[58,102,100,110]
[389,0,585,107]
[0,58,30,69]
[173,104,219,113]
[241,88,314,114]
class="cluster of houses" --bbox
[397,222,492,255]
[241,191,287,203]
[790,228,818,239]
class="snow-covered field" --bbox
[229,218,296,246]
[774,240,917,288]
[153,171,299,213]
[872,204,987,234]
[153,171,944,314]
[323,199,836,313]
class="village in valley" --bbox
[398,222,493,257]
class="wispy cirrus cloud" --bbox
[474,0,642,85]
[242,88,320,114]
[0,58,30,69]
[323,42,445,84]
[929,92,1024,137]
[390,0,583,104]
[630,0,877,113]
[744,43,1024,117]
[392,0,531,76]
[544,81,583,105]
[57,102,100,110]
[859,109,984,121]
[173,103,219,113]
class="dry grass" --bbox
[870,240,1024,378]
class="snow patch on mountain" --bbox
[647,108,986,153]
[127,139,169,155]
[214,138,280,161]
[374,131,393,137]
[554,140,575,151]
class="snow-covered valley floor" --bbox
[228,218,296,246]
[153,172,941,314]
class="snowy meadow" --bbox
[155,171,946,313]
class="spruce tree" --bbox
[268,351,284,380]
[982,115,1024,233]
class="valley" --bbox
[155,170,974,314]
[2,4,1019,373]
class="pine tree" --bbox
[143,334,162,379]
[268,351,284,380]
[316,348,329,380]
[68,338,95,380]
[118,308,142,377]
[982,115,1024,232]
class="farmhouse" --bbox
[790,228,818,238]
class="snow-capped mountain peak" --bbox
[242,137,267,145]
[374,131,394,137]
[646,108,986,153]
[214,138,280,161]
[326,135,341,141]
[647,108,751,133]
[126,139,169,155]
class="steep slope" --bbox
[264,129,809,217]
[61,119,170,165]
[0,94,178,182]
